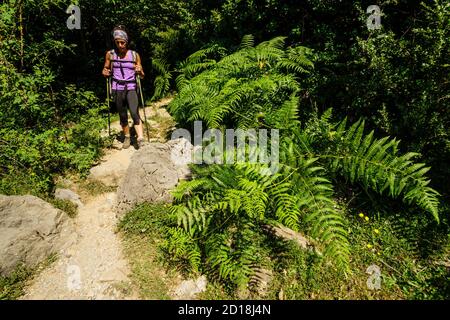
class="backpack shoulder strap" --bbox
[109,49,115,73]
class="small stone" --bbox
[64,248,75,258]
[55,188,83,208]
[173,275,207,299]
[278,288,284,300]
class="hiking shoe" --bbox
[123,136,131,149]
[137,138,145,149]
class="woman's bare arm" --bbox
[135,53,145,78]
[102,51,111,77]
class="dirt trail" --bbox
[21,99,173,300]
[21,192,136,300]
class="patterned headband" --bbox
[113,30,128,42]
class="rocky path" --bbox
[21,192,136,300]
[21,99,173,300]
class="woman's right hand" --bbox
[102,67,111,77]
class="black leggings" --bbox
[113,89,140,126]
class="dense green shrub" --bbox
[0,1,107,196]
[303,1,450,196]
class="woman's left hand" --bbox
[135,65,142,74]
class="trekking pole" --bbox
[106,77,111,137]
[136,75,150,141]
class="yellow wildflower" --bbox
[374,229,380,234]
[367,244,373,249]
[358,213,364,218]
[365,216,369,221]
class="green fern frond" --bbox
[330,119,441,222]
[278,143,351,270]
[276,46,315,74]
[151,58,172,101]
[238,178,269,219]
[239,34,255,50]
[271,187,302,230]
[182,60,217,79]
[163,226,201,272]
[257,36,287,51]
[151,58,171,75]
[204,226,258,287]
[266,94,300,128]
[179,44,225,68]
[171,178,212,201]
[151,74,171,101]
[175,73,189,91]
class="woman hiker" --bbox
[102,25,145,149]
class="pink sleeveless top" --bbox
[111,50,137,91]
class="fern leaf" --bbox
[331,119,440,222]
[239,34,254,49]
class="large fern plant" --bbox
[161,36,441,290]
[168,35,315,129]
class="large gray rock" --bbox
[0,195,76,276]
[115,138,193,218]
